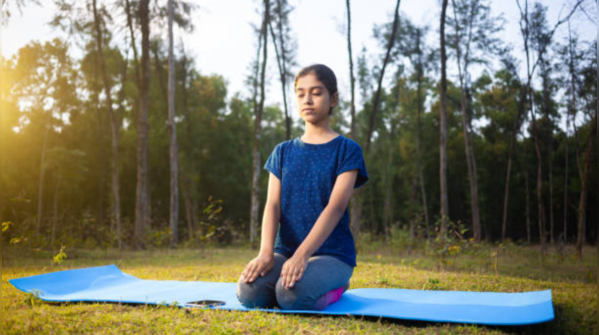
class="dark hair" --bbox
[294,64,338,116]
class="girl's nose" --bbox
[303,94,313,105]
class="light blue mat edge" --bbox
[8,264,554,326]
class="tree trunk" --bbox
[115,39,129,249]
[519,0,546,254]
[415,28,430,239]
[179,44,198,242]
[548,137,554,244]
[502,88,526,242]
[93,85,105,231]
[134,0,151,249]
[364,0,401,154]
[571,118,583,180]
[408,174,418,253]
[439,0,450,239]
[153,45,170,118]
[576,110,597,260]
[346,0,357,139]
[36,125,49,236]
[51,178,60,245]
[270,0,292,140]
[124,0,140,87]
[516,0,583,255]
[250,0,269,248]
[382,126,394,239]
[451,0,481,241]
[418,169,429,239]
[540,60,555,246]
[563,22,576,243]
[167,0,179,248]
[369,179,377,235]
[502,133,515,243]
[355,0,401,243]
[350,190,363,250]
[92,0,122,250]
[181,180,197,241]
[525,172,531,244]
[458,86,481,241]
[530,98,547,255]
[563,120,569,243]
[268,21,290,140]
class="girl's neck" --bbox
[302,123,338,143]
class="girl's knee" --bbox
[237,279,273,308]
[236,280,256,307]
[275,280,316,310]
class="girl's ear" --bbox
[330,92,339,108]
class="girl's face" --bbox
[295,72,338,124]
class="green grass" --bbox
[2,244,597,334]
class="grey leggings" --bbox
[237,253,353,310]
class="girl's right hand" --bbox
[240,253,274,283]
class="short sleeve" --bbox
[263,143,283,181]
[337,141,369,189]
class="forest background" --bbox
[1,0,597,258]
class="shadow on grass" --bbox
[17,297,595,335]
[360,244,597,285]
[272,312,559,334]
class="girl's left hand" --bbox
[280,255,308,289]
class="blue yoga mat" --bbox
[9,265,554,325]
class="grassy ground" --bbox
[2,243,597,334]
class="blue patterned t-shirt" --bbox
[263,135,369,267]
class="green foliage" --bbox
[195,197,237,247]
[427,217,469,268]
[52,244,67,265]
[23,289,43,308]
[422,277,442,290]
[1,1,596,251]
[2,221,12,233]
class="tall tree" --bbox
[123,0,141,90]
[249,0,270,247]
[439,0,450,239]
[516,0,583,254]
[352,0,401,244]
[448,0,502,241]
[51,0,111,237]
[177,41,199,242]
[364,0,401,154]
[167,0,179,247]
[346,0,357,139]
[536,54,558,245]
[396,22,436,239]
[574,40,597,259]
[561,22,578,242]
[490,55,526,242]
[269,0,296,140]
[10,41,77,237]
[412,26,433,239]
[575,112,596,259]
[134,0,151,249]
[92,0,123,250]
[525,170,531,243]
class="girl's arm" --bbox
[258,173,282,256]
[280,169,358,289]
[240,173,281,283]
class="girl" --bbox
[237,64,369,310]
